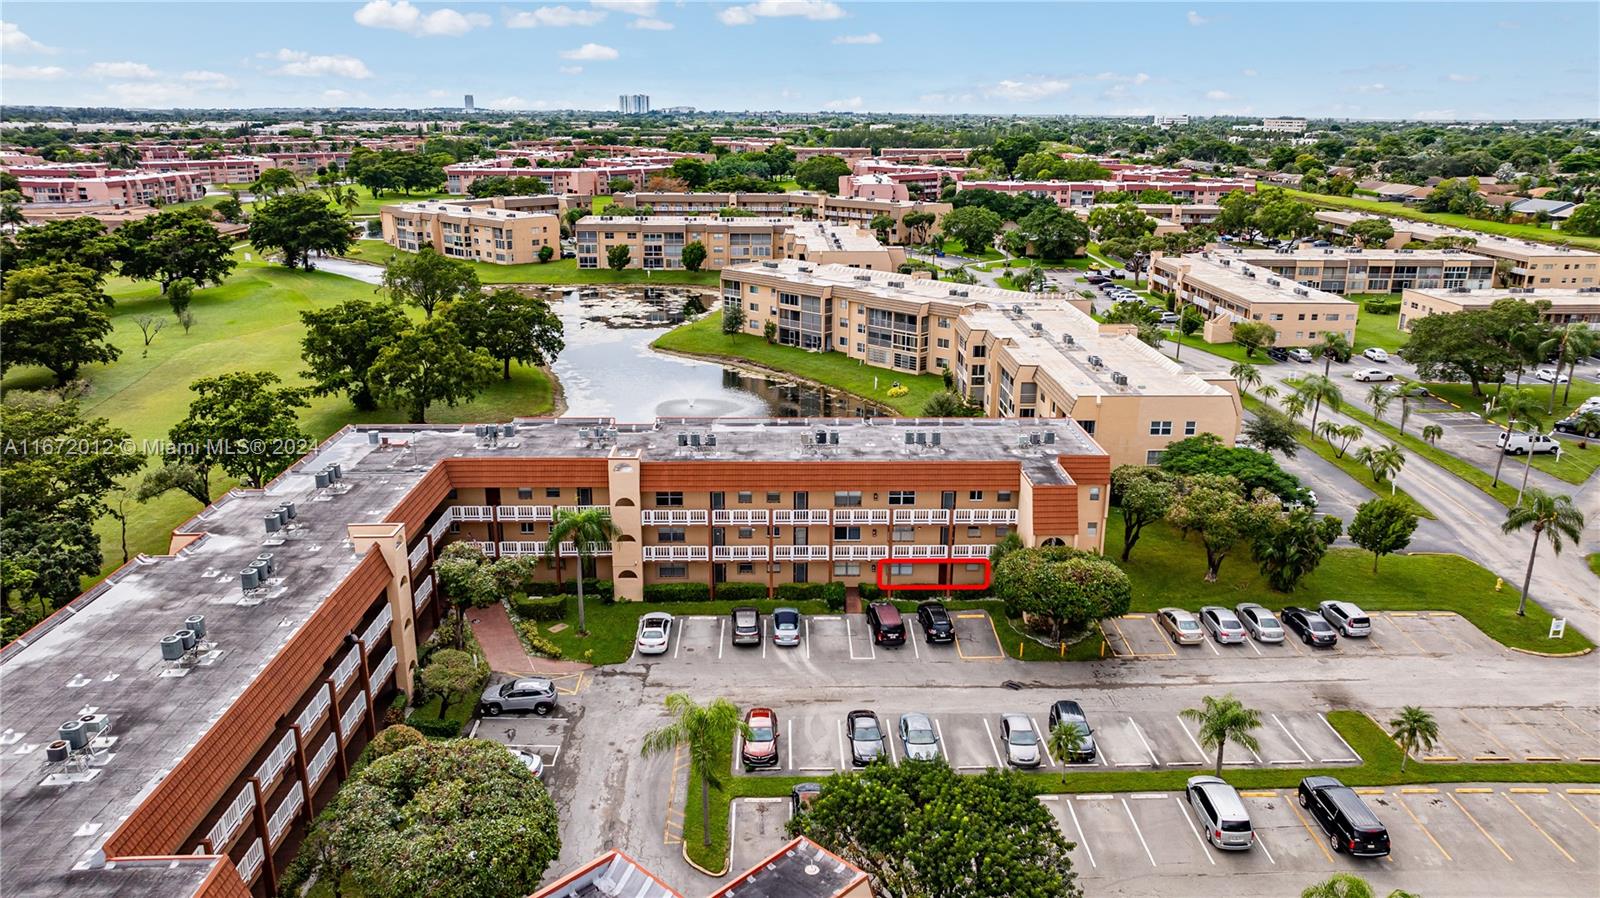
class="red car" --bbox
[742,707,780,771]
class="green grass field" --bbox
[1,253,555,575]
[1347,297,1410,354]
[652,310,949,414]
[1285,189,1600,251]
[342,241,719,286]
[939,238,1004,261]
[334,185,451,217]
[1423,380,1600,485]
[1590,553,1600,579]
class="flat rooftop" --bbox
[1406,286,1600,306]
[709,838,868,898]
[788,222,885,252]
[578,214,829,231]
[1313,209,1600,259]
[1159,254,1358,306]
[390,199,555,220]
[1219,245,1492,264]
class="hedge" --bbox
[510,594,569,621]
[644,582,712,602]
[774,582,827,602]
[525,578,612,599]
[714,582,768,601]
[1364,298,1400,314]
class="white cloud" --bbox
[823,96,864,111]
[88,61,157,80]
[1355,82,1390,94]
[629,17,673,29]
[181,70,237,89]
[1,64,67,80]
[1186,10,1208,26]
[592,0,657,14]
[560,65,584,74]
[103,81,200,107]
[833,32,881,45]
[505,5,607,27]
[353,0,490,37]
[271,49,374,79]
[988,78,1072,102]
[2,21,53,53]
[719,1,845,26]
[1241,68,1258,77]
[323,89,355,103]
[1093,71,1149,85]
[1446,73,1479,83]
[1205,89,1233,101]
[560,42,619,60]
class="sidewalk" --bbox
[471,602,590,676]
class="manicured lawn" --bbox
[681,713,739,872]
[776,179,802,192]
[1105,510,1590,652]
[1424,380,1600,485]
[1168,332,1278,366]
[532,599,833,666]
[1589,553,1600,579]
[342,241,719,286]
[1,254,555,576]
[337,186,452,217]
[651,310,949,414]
[1347,297,1409,355]
[1285,188,1600,251]
[939,238,1004,262]
[591,195,613,214]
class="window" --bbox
[834,562,861,576]
[1146,450,1165,464]
[654,491,684,507]
[738,527,755,540]
[998,491,1013,503]
[1088,487,1102,502]
[1184,421,1197,436]
[737,491,752,504]
[834,526,861,542]
[889,563,914,576]
[658,528,686,543]
[995,526,1010,538]
[545,487,561,498]
[892,526,915,542]
[520,522,536,534]
[737,563,755,575]
[834,491,862,507]
[449,521,461,533]
[657,564,687,579]
[968,490,983,501]
[888,491,916,506]
[1087,522,1099,535]
[1150,420,1173,436]
[765,492,780,503]
[516,487,534,500]
[967,526,982,538]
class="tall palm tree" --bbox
[1257,383,1280,400]
[100,142,140,169]
[640,694,750,848]
[542,506,619,634]
[1558,325,1598,405]
[1538,324,1595,411]
[1366,384,1396,422]
[1500,321,1548,399]
[1421,423,1443,445]
[1282,392,1307,420]
[1048,722,1088,785]
[1313,332,1351,376]
[1180,694,1262,777]
[1396,383,1416,435]
[1355,444,1405,483]
[1489,389,1544,488]
[1388,706,1439,773]
[1296,375,1343,430]
[1300,873,1377,898]
[1501,489,1586,617]
[1229,361,1261,395]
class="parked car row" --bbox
[636,602,962,655]
[1158,601,1370,648]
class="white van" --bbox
[1496,431,1559,455]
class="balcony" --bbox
[306,734,338,788]
[558,541,613,557]
[459,540,498,557]
[412,575,434,611]
[891,544,949,559]
[953,508,1018,525]
[643,545,709,562]
[497,504,553,522]
[642,509,709,526]
[208,785,255,852]
[712,545,769,561]
[713,509,769,525]
[832,508,888,525]
[338,692,368,743]
[332,647,361,691]
[371,646,398,687]
[773,545,830,561]
[892,509,951,525]
[407,540,430,571]
[557,504,605,516]
[832,545,888,560]
[773,509,830,526]
[496,541,546,557]
[296,683,333,734]
[427,508,455,543]
[950,544,994,559]
[237,837,266,884]
[453,505,494,521]
[359,604,393,648]
[254,731,297,793]
[267,784,306,845]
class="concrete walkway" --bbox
[473,603,590,676]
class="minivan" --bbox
[1186,776,1254,850]
[730,606,762,646]
[1299,776,1391,857]
[866,602,906,646]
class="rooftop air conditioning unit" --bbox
[854,274,872,281]
[1111,372,1129,386]
[1087,354,1103,367]
[1031,322,1044,332]
[1061,334,1075,346]
[1266,278,1280,287]
[1043,431,1056,444]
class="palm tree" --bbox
[1282,392,1308,420]
[100,142,140,169]
[1570,409,1600,439]
[1489,389,1543,488]
[1500,321,1547,399]
[1501,489,1586,616]
[1421,423,1443,445]
[542,506,619,634]
[1558,325,1598,405]
[1396,383,1416,435]
[1296,375,1343,430]
[1539,324,1596,411]
[1313,332,1351,376]
[1300,873,1377,898]
[1180,694,1262,777]
[1366,384,1395,421]
[640,694,751,848]
[1355,444,1405,483]
[1388,706,1439,773]
[1229,361,1261,395]
[1257,383,1280,400]
[1047,722,1088,785]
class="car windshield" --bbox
[750,726,774,741]
[498,683,515,696]
[1221,819,1252,833]
[1349,617,1370,627]
[1308,619,1333,632]
[734,611,756,627]
[1260,616,1280,628]
[853,720,880,740]
[775,612,798,628]
[1178,620,1199,631]
[907,724,934,743]
[1008,725,1038,745]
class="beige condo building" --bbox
[609,191,949,244]
[380,196,564,264]
[1313,209,1600,289]
[1215,245,1495,294]
[1151,253,1359,348]
[1398,286,1600,331]
[574,215,906,272]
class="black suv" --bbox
[1298,776,1390,857]
[730,606,762,646]
[1046,700,1097,762]
[1281,606,1338,647]
[1265,347,1291,363]
[916,601,955,644]
[865,602,906,646]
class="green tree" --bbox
[300,299,411,411]
[763,320,778,343]
[921,390,978,417]
[1253,508,1343,592]
[903,210,937,244]
[367,318,497,423]
[1230,320,1277,357]
[115,209,237,293]
[321,739,560,898]
[1421,423,1443,445]
[1296,374,1343,430]
[1402,297,1542,396]
[1243,407,1300,458]
[1166,474,1279,581]
[869,213,895,242]
[1254,195,1317,239]
[1355,443,1406,484]
[542,506,618,634]
[994,549,1132,642]
[247,192,353,270]
[1349,495,1418,572]
[1315,421,1363,459]
[606,244,632,271]
[788,759,1082,898]
[213,195,246,223]
[1087,202,1156,242]
[135,460,212,507]
[1347,218,1395,247]
[670,157,709,188]
[1110,465,1175,562]
[1366,383,1396,421]
[640,694,750,848]
[1180,694,1262,776]
[721,299,746,335]
[434,542,497,648]
[1540,323,1598,408]
[1388,706,1439,773]
[680,240,707,272]
[444,288,565,380]
[1229,361,1261,394]
[1501,489,1586,617]
[0,264,121,385]
[1158,433,1305,500]
[7,215,120,277]
[419,648,481,716]
[251,167,300,196]
[1488,388,1543,487]
[1563,201,1600,237]
[1015,204,1089,259]
[168,371,310,489]
[792,155,853,193]
[1048,722,1088,785]
[538,244,555,263]
[99,142,140,169]
[1301,873,1377,898]
[940,205,1004,255]
[1421,178,1486,215]
[365,724,425,760]
[381,246,480,319]
[165,277,196,319]
[1215,189,1265,242]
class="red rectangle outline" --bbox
[874,557,991,592]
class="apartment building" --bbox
[380,198,562,264]
[848,158,964,200]
[840,172,911,201]
[1072,204,1185,236]
[137,155,274,184]
[262,150,352,175]
[1151,253,1359,348]
[1313,210,1600,288]
[574,215,906,272]
[1219,245,1496,294]
[1262,117,1309,134]
[960,178,1253,209]
[1398,286,1600,330]
[14,170,207,206]
[1153,114,1191,127]
[443,161,668,196]
[793,146,873,162]
[609,191,949,244]
[876,147,973,164]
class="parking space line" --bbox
[1383,613,1431,654]
[1553,709,1600,747]
[1244,636,1262,656]
[1120,798,1158,866]
[785,727,792,772]
[1149,617,1179,656]
[1507,709,1571,759]
[1255,831,1276,864]
[1462,714,1516,758]
[803,619,810,661]
[1288,798,1335,864]
[837,720,847,771]
[1273,714,1314,763]
[1175,797,1216,865]
[1033,716,1056,768]
[1133,718,1163,766]
[934,718,950,764]
[910,627,920,659]
[1447,793,1512,861]
[1318,713,1361,762]
[1203,634,1220,656]
[1174,715,1214,765]
[663,742,686,845]
[1064,799,1095,869]
[887,730,899,765]
[1557,792,1600,830]
[982,718,1006,769]
[954,612,1005,660]
[1504,793,1576,863]
[718,618,725,660]
[1395,794,1452,860]
[761,619,767,659]
[673,621,683,659]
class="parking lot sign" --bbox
[1549,618,1566,639]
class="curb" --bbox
[681,842,729,878]
[1507,645,1593,658]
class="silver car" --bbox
[508,747,545,779]
[771,607,802,647]
[479,677,557,717]
[847,710,885,766]
[1235,603,1285,643]
[1199,606,1247,644]
[898,712,941,761]
[1319,601,1372,637]
[999,713,1042,768]
[636,612,673,655]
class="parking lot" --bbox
[639,608,1007,667]
[1102,610,1502,660]
[473,712,571,791]
[1374,704,1600,764]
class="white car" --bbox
[508,747,545,779]
[635,612,674,655]
[1350,368,1393,382]
[1362,347,1389,363]
[1535,367,1569,384]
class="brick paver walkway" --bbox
[472,603,589,676]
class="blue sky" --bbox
[2,1,1596,119]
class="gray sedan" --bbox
[1000,713,1042,768]
[1235,603,1285,643]
[898,712,941,761]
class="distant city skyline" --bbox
[1,2,1596,120]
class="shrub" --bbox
[715,582,768,601]
[822,581,847,612]
[419,616,466,665]
[365,724,425,761]
[517,621,564,659]
[857,582,883,602]
[510,593,569,621]
[382,690,408,726]
[1364,298,1401,315]
[775,582,826,602]
[887,385,910,398]
[643,582,711,602]
[525,577,612,598]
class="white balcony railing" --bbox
[331,647,361,692]
[712,545,769,561]
[556,504,605,516]
[453,505,494,521]
[773,545,830,561]
[557,541,613,558]
[832,545,889,560]
[460,540,498,557]
[208,785,255,851]
[408,540,430,571]
[237,838,266,884]
[496,541,545,557]
[427,508,454,544]
[950,544,995,559]
[643,545,709,561]
[496,504,553,522]
[773,509,830,525]
[891,544,949,559]
[338,692,368,743]
[412,574,434,611]
[306,734,338,787]
[712,509,769,525]
[371,646,398,687]
[953,508,1019,525]
[254,731,297,792]
[832,509,889,525]
[892,509,951,525]
[641,509,709,526]
[359,604,393,648]
[295,683,333,734]
[267,784,306,845]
